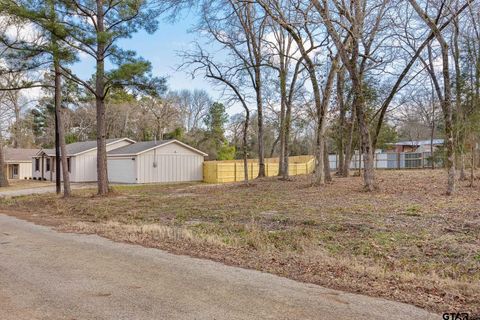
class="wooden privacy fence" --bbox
[203,155,315,183]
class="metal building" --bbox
[107,140,207,184]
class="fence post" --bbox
[397,152,400,170]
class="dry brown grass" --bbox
[1,170,479,314]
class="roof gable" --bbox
[108,140,208,157]
[39,138,135,157]
[394,139,444,146]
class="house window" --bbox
[46,158,50,171]
[67,158,71,173]
[35,158,40,171]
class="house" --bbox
[107,140,207,184]
[4,148,40,180]
[32,138,135,182]
[388,139,444,153]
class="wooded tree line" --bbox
[0,0,479,196]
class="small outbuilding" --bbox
[387,139,444,153]
[107,140,207,184]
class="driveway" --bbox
[0,214,438,320]
[0,183,95,197]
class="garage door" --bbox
[108,158,137,183]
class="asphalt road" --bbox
[0,214,438,320]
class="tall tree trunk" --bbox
[441,52,456,194]
[278,65,287,176]
[47,0,61,194]
[54,93,61,193]
[0,138,9,187]
[453,19,466,181]
[336,68,346,176]
[470,144,475,187]
[430,89,436,169]
[54,60,71,197]
[323,141,332,182]
[352,78,376,191]
[460,154,466,180]
[313,127,325,185]
[282,98,292,180]
[255,71,265,178]
[96,0,109,195]
[13,99,20,148]
[311,80,325,186]
[243,108,250,185]
[317,57,338,183]
[312,56,338,185]
[342,105,356,177]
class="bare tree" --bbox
[197,0,268,177]
[176,89,212,132]
[257,0,339,186]
[181,47,251,184]
[314,0,391,191]
[141,94,183,140]
[408,0,457,195]
[262,14,307,179]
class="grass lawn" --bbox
[1,170,479,314]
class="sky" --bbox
[70,12,224,105]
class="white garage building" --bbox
[33,138,135,182]
[107,140,207,184]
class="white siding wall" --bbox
[108,157,137,183]
[109,142,205,184]
[137,153,203,183]
[18,162,32,179]
[74,151,96,182]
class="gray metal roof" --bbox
[108,139,207,156]
[394,139,444,146]
[40,138,132,157]
[108,140,172,155]
[4,148,40,162]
